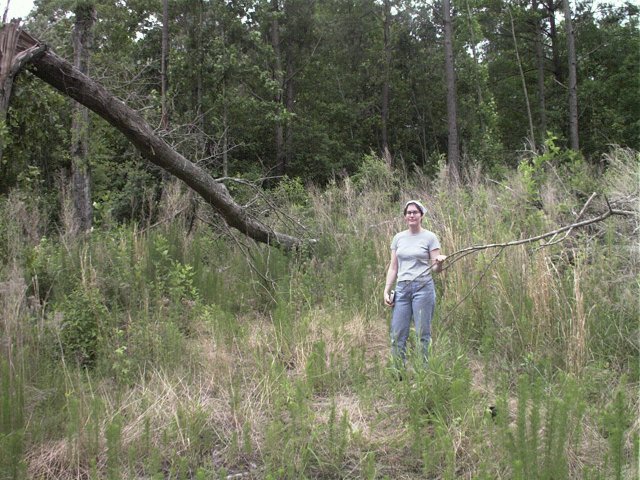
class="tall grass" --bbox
[0,148,637,478]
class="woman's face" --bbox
[404,203,423,227]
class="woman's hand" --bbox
[433,254,447,273]
[384,290,395,307]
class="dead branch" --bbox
[435,193,636,321]
[543,191,597,247]
[443,194,635,271]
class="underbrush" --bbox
[0,147,638,479]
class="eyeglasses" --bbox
[405,210,421,216]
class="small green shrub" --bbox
[272,176,310,208]
[263,378,315,478]
[497,375,587,479]
[198,303,243,345]
[602,389,633,480]
[352,152,399,195]
[305,339,329,393]
[0,358,26,479]
[106,413,123,480]
[395,336,473,419]
[58,287,110,367]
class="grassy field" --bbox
[1,148,638,479]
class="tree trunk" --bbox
[381,0,392,167]
[284,54,294,174]
[508,7,536,148]
[443,0,460,181]
[533,0,547,142]
[194,0,204,133]
[465,0,484,110]
[160,0,169,130]
[271,0,285,176]
[0,21,19,115]
[222,82,229,177]
[563,0,579,150]
[15,29,302,250]
[0,20,43,163]
[71,3,95,233]
[0,20,20,164]
[546,0,562,84]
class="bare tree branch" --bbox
[543,191,597,247]
[442,193,636,271]
[436,193,636,321]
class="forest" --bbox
[0,0,638,478]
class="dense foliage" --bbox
[1,0,638,207]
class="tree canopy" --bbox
[1,0,638,224]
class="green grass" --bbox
[0,148,637,479]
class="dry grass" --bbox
[567,258,588,374]
[20,277,639,479]
[11,149,640,478]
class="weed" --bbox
[2,147,637,478]
[0,358,26,479]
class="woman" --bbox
[383,200,446,364]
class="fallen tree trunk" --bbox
[12,26,302,250]
[0,20,45,163]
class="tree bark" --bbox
[563,0,579,150]
[443,0,460,181]
[546,0,562,84]
[271,0,285,176]
[0,20,44,163]
[71,2,95,234]
[15,29,302,250]
[533,0,547,142]
[381,0,392,167]
[160,0,169,130]
[465,0,484,113]
[222,82,229,177]
[0,20,20,163]
[0,20,19,117]
[197,2,204,128]
[508,7,536,148]
[284,53,294,174]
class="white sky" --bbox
[4,0,34,21]
[0,0,629,26]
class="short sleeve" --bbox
[391,233,400,251]
[428,233,441,251]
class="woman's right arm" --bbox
[383,250,398,306]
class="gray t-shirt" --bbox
[391,229,441,282]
